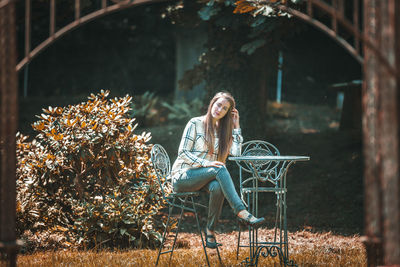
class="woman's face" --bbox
[211,97,231,121]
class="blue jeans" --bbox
[173,166,246,231]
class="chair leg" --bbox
[156,201,175,266]
[191,197,211,267]
[169,199,187,264]
[236,223,241,259]
[274,193,282,244]
[216,245,223,265]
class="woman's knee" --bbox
[215,165,229,177]
[207,166,221,176]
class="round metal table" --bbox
[229,155,310,266]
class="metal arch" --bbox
[16,0,398,77]
[276,0,364,64]
[0,0,12,9]
[276,0,398,78]
[16,0,173,72]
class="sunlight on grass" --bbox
[17,246,366,267]
[16,230,366,266]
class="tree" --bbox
[165,0,301,137]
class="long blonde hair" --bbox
[204,92,236,162]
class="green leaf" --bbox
[120,228,127,236]
[240,39,267,55]
[122,218,134,224]
[248,20,277,38]
[251,16,266,28]
[198,5,221,21]
[206,0,215,6]
[224,0,235,6]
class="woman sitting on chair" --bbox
[171,91,265,249]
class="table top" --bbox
[228,155,310,162]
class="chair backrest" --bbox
[236,140,282,206]
[238,140,280,174]
[150,144,172,200]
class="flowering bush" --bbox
[16,90,165,250]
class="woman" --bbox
[171,92,265,249]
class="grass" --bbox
[16,229,366,267]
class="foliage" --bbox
[161,97,204,123]
[164,0,303,138]
[195,0,301,54]
[130,92,206,126]
[232,0,302,16]
[16,90,166,250]
[130,91,162,127]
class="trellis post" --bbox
[362,0,400,265]
[0,0,19,266]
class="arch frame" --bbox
[16,0,172,71]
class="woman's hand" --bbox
[207,161,225,168]
[232,108,240,129]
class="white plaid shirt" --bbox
[171,116,243,182]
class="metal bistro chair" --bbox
[150,144,222,267]
[235,140,285,259]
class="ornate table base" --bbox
[241,245,297,267]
